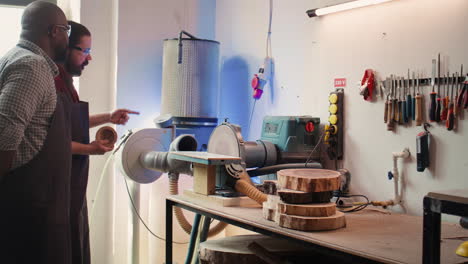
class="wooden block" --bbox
[183,189,260,207]
[265,195,280,208]
[277,169,340,192]
[278,189,333,204]
[262,180,278,195]
[277,202,336,217]
[262,205,277,222]
[262,195,280,223]
[193,163,216,195]
[199,235,315,264]
[278,211,346,231]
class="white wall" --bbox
[78,0,117,263]
[215,0,468,218]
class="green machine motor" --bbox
[261,116,321,163]
[207,115,322,189]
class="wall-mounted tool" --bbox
[360,69,375,101]
[402,77,408,124]
[406,70,412,123]
[384,78,390,124]
[325,88,344,160]
[441,73,449,121]
[386,77,395,131]
[394,77,400,123]
[429,58,437,122]
[416,124,431,172]
[435,64,442,122]
[458,73,468,110]
[446,73,455,131]
[454,65,462,117]
[415,74,424,126]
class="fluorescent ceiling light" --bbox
[307,0,393,17]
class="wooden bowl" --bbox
[95,126,118,147]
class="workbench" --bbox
[166,194,468,264]
[423,189,468,264]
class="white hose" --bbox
[90,153,115,224]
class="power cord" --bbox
[335,192,371,213]
[122,173,188,245]
[90,130,188,244]
[304,130,325,167]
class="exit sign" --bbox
[334,78,346,88]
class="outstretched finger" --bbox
[124,109,140,115]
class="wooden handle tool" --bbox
[415,75,423,126]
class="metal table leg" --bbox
[166,199,174,264]
[423,196,441,264]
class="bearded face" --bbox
[65,35,92,77]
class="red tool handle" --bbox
[446,103,454,131]
[440,96,448,121]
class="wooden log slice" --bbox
[278,189,333,204]
[277,202,336,217]
[277,169,340,192]
[262,180,278,195]
[278,211,346,231]
[199,235,314,264]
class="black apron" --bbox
[0,93,73,264]
[70,101,91,264]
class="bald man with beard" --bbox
[0,1,74,263]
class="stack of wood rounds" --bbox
[262,169,346,231]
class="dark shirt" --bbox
[55,64,79,103]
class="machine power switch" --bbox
[305,121,315,133]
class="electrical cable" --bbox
[248,0,273,132]
[247,99,257,132]
[123,173,188,244]
[335,193,371,213]
[89,153,115,224]
[266,0,273,58]
[90,133,188,244]
[304,130,325,167]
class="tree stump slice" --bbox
[277,169,340,192]
[199,235,313,264]
[262,180,278,195]
[278,189,333,204]
[278,211,346,231]
[277,202,336,217]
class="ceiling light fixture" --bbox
[307,0,394,17]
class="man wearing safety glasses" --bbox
[54,21,139,264]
